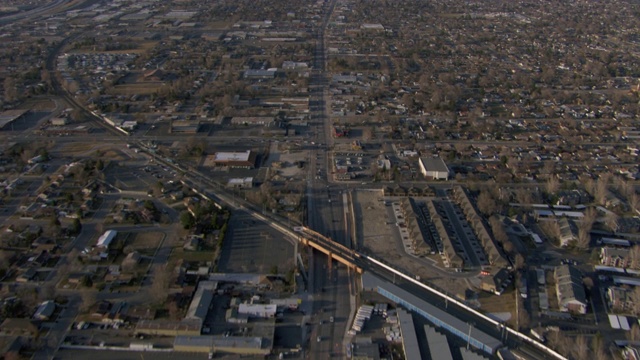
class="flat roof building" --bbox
[238,304,277,318]
[425,325,453,360]
[174,335,270,356]
[397,309,421,360]
[0,109,28,130]
[419,157,450,180]
[211,150,256,169]
[185,281,218,322]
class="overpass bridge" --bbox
[296,227,363,273]
[145,148,566,360]
[261,220,567,360]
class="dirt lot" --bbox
[352,190,470,297]
[264,142,307,179]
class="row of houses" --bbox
[452,186,509,269]
[423,199,463,270]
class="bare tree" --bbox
[629,191,640,213]
[540,220,561,243]
[605,212,619,233]
[573,335,589,360]
[38,284,56,302]
[514,188,533,205]
[595,176,609,206]
[515,254,526,270]
[150,264,170,305]
[631,287,640,316]
[489,216,508,244]
[79,291,96,312]
[477,190,496,216]
[583,277,594,291]
[546,176,560,196]
[548,330,570,357]
[577,228,590,250]
[628,324,640,342]
[630,246,640,270]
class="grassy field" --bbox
[129,231,163,255]
[57,142,95,153]
[478,288,517,317]
[168,246,217,268]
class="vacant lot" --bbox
[352,190,470,297]
[128,231,163,255]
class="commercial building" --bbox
[185,281,218,323]
[0,109,28,130]
[210,150,256,169]
[397,309,421,360]
[174,335,271,356]
[425,325,453,360]
[226,177,254,189]
[238,304,277,318]
[419,157,449,180]
[135,319,201,336]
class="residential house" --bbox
[600,247,632,268]
[607,287,633,313]
[480,268,512,295]
[32,300,55,321]
[554,265,587,314]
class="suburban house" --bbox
[554,265,587,314]
[600,247,632,268]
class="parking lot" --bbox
[217,210,295,274]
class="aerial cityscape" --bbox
[0,0,639,359]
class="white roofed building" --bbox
[211,150,256,169]
[97,230,117,248]
[237,304,277,318]
[418,157,450,180]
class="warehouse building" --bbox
[418,157,450,180]
[174,335,271,356]
[185,281,218,323]
[0,109,28,130]
[238,304,277,319]
[397,309,421,360]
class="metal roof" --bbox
[425,325,453,360]
[397,309,421,360]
